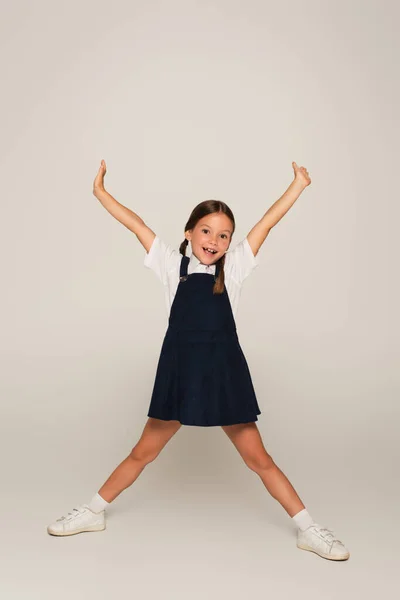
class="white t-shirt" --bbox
[144,235,260,319]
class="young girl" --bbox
[47,160,350,561]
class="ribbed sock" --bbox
[87,492,111,514]
[292,508,315,531]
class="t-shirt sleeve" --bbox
[225,236,260,286]
[143,235,180,286]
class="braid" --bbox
[179,238,189,256]
[213,253,226,295]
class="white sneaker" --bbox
[297,522,350,560]
[47,504,106,536]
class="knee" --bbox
[244,452,275,473]
[128,447,159,466]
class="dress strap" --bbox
[179,255,190,281]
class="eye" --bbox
[221,234,227,239]
[202,228,209,234]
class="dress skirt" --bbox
[147,328,261,427]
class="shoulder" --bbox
[224,236,260,286]
[144,235,182,285]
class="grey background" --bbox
[1,0,399,598]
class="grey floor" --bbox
[3,417,397,600]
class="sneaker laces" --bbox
[315,525,344,545]
[56,506,85,521]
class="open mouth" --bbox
[202,247,218,257]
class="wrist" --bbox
[291,178,307,193]
[93,185,106,197]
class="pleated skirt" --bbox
[147,328,261,426]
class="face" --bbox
[185,212,233,264]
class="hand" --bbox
[292,161,311,188]
[93,159,107,194]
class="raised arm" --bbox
[92,159,156,253]
[246,162,311,256]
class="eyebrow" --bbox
[200,223,232,234]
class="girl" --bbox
[47,160,350,561]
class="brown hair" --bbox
[178,200,235,294]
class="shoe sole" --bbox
[47,523,106,536]
[297,542,350,560]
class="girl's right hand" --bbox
[93,159,107,194]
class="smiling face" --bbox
[185,212,234,264]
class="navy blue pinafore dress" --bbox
[147,254,261,426]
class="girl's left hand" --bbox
[292,161,311,188]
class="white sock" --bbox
[292,508,315,531]
[87,492,110,513]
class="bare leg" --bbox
[221,422,305,517]
[97,417,182,503]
